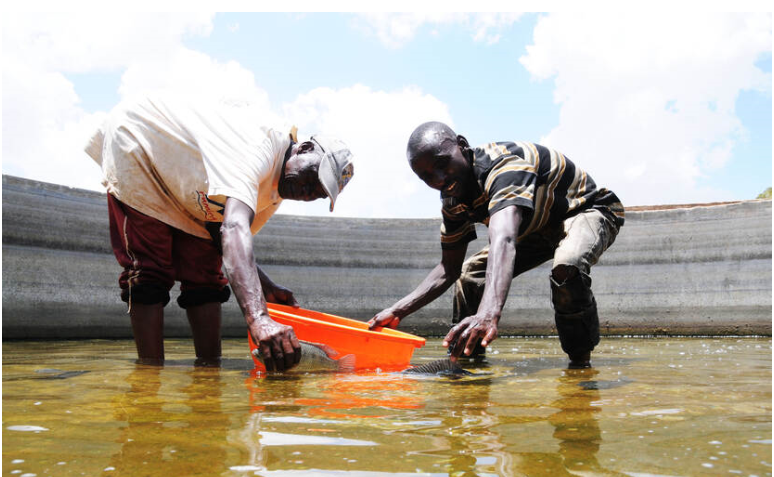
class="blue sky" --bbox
[2,12,772,218]
[66,13,557,141]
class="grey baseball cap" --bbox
[311,135,355,212]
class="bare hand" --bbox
[250,317,301,372]
[443,314,499,358]
[263,283,299,308]
[367,309,401,330]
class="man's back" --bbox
[440,141,624,249]
[86,94,292,238]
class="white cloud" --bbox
[1,12,213,73]
[278,84,454,218]
[354,12,523,49]
[1,12,453,219]
[470,12,523,45]
[1,12,277,192]
[118,49,275,112]
[2,53,107,190]
[520,12,772,206]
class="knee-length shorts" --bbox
[107,194,229,308]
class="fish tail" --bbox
[336,354,356,373]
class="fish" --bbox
[577,377,634,390]
[252,341,356,373]
[39,370,89,380]
[401,358,474,377]
[3,369,90,382]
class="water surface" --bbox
[2,337,771,476]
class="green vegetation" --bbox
[756,187,772,200]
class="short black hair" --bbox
[406,121,458,164]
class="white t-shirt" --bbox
[86,94,296,239]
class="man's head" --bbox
[406,121,473,199]
[279,135,354,211]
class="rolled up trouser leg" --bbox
[172,222,230,309]
[551,269,600,357]
[120,283,171,306]
[177,286,231,309]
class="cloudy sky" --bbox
[2,11,771,218]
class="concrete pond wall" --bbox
[2,174,771,339]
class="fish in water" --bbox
[3,369,90,382]
[577,377,634,390]
[252,341,356,373]
[401,358,473,377]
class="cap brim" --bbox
[318,154,339,212]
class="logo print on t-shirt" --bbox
[196,191,225,221]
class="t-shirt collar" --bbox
[270,126,298,205]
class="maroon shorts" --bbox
[108,194,230,308]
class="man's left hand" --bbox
[443,314,499,358]
[263,283,299,307]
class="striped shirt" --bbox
[440,142,625,249]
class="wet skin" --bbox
[221,198,301,372]
[220,141,328,372]
[368,124,522,359]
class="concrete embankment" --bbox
[2,175,771,339]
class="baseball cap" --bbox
[311,135,355,212]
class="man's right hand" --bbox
[367,309,401,330]
[250,316,301,372]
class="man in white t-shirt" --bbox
[86,94,355,370]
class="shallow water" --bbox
[2,337,771,477]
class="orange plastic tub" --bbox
[248,303,425,372]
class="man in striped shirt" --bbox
[367,121,624,368]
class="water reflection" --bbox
[549,369,626,476]
[244,370,424,418]
[231,361,629,476]
[103,350,643,476]
[492,368,628,477]
[237,371,429,472]
[0,338,758,476]
[429,366,500,476]
[107,364,229,476]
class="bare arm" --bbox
[255,264,299,307]
[367,246,468,329]
[444,205,521,357]
[221,197,300,371]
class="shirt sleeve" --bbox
[84,122,105,165]
[194,105,275,215]
[485,155,537,217]
[440,198,477,250]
